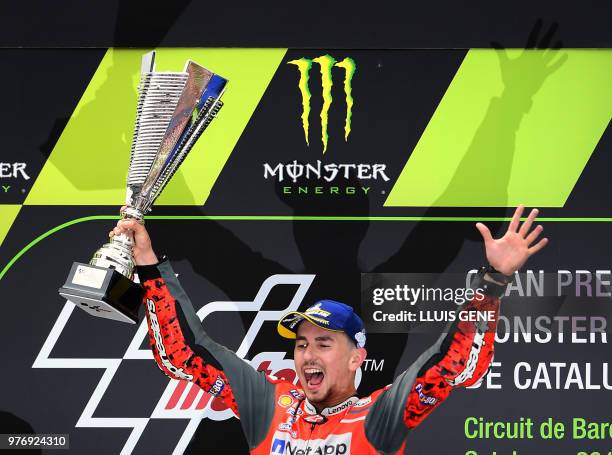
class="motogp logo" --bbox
[34,274,315,455]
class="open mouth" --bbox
[304,368,325,388]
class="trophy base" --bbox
[59,262,143,324]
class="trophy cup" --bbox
[59,51,227,324]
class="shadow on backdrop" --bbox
[38,0,194,202]
[0,411,41,455]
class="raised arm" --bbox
[365,206,548,453]
[111,219,277,450]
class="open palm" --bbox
[476,206,548,276]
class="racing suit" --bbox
[139,259,503,454]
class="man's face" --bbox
[293,321,364,406]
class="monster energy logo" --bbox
[288,55,356,153]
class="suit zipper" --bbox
[305,421,316,453]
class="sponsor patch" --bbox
[303,414,328,425]
[289,389,304,400]
[304,400,317,415]
[207,376,225,397]
[307,315,330,325]
[278,422,293,432]
[354,397,372,407]
[270,431,351,455]
[286,407,303,416]
[278,395,294,408]
[282,314,303,329]
[415,383,437,406]
[305,303,331,318]
[146,299,193,381]
[325,397,358,416]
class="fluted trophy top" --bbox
[125,51,227,216]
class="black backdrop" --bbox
[0,2,611,455]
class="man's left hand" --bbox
[476,205,548,276]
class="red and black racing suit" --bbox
[139,260,504,454]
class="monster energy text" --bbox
[263,161,390,183]
[264,160,389,197]
[0,163,30,179]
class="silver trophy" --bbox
[59,51,227,323]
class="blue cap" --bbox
[278,299,366,348]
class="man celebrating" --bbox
[111,206,547,454]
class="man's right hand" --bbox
[109,216,158,266]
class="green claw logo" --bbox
[288,55,356,153]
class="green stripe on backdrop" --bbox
[385,49,612,207]
[2,214,612,281]
[0,205,21,248]
[25,48,287,206]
